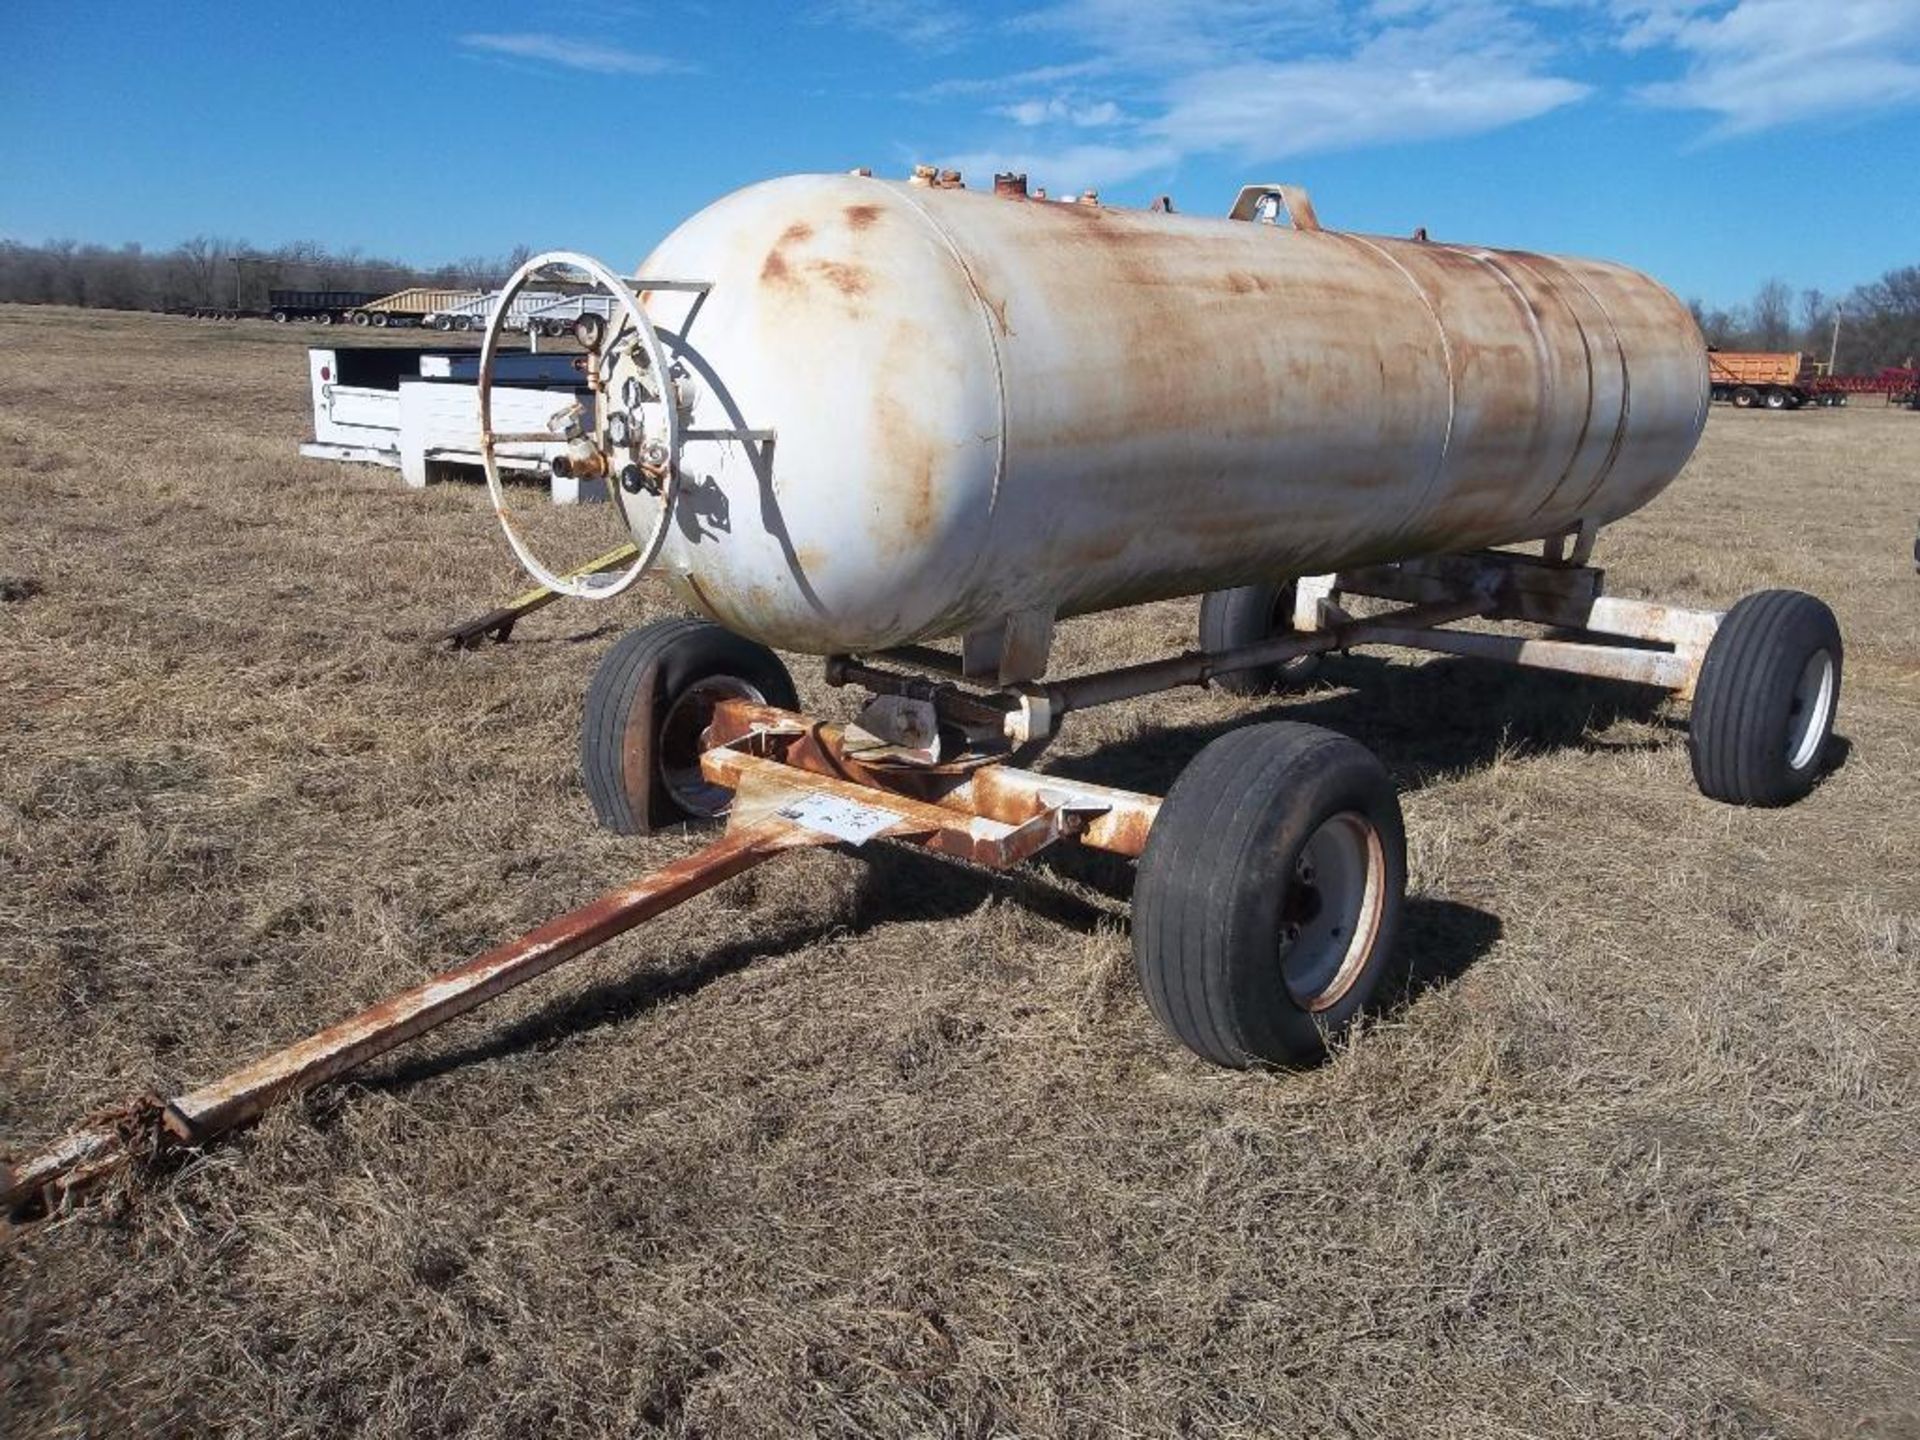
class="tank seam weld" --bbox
[1535,261,1634,520]
[1340,234,1454,557]
[1459,247,1588,526]
[1495,252,1606,527]
[889,183,1013,633]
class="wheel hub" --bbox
[1279,812,1387,1013]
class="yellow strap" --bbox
[498,541,641,615]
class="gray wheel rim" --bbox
[658,677,766,817]
[1279,811,1387,1012]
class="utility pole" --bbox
[1829,306,1842,375]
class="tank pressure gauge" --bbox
[573,312,607,349]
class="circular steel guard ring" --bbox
[477,250,682,601]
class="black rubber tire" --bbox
[270,310,289,324]
[1763,389,1788,410]
[581,619,799,834]
[1733,387,1758,409]
[1198,582,1319,696]
[316,312,334,326]
[1133,722,1407,1069]
[1687,589,1842,806]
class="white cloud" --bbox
[935,141,1184,193]
[925,2,1590,189]
[849,0,1920,194]
[813,0,968,49]
[457,32,680,76]
[997,97,1127,127]
[1613,0,1920,134]
[1150,27,1590,159]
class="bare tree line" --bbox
[3,232,1916,374]
[0,236,534,313]
[1690,268,1920,373]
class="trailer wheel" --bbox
[270,309,289,324]
[1688,590,1842,806]
[1763,389,1788,410]
[1733,387,1759,408]
[1199,583,1319,696]
[350,311,370,327]
[316,312,334,326]
[582,619,799,834]
[1133,723,1406,1068]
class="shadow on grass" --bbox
[364,656,1609,1090]
[1394,896,1503,1011]
[1043,652,1676,799]
[359,844,1109,1092]
[363,844,1502,1092]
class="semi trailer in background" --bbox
[346,287,485,328]
[267,289,386,325]
[1708,351,1831,408]
[1708,350,1920,409]
[422,289,616,335]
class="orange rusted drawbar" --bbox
[3,701,1158,1221]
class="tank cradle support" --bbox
[843,545,1725,747]
[2,702,1159,1223]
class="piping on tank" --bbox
[478,174,1710,668]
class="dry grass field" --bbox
[2,303,1917,1438]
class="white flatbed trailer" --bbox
[298,346,606,504]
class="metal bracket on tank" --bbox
[1228,184,1322,231]
[628,278,777,455]
[962,609,1057,687]
[1543,520,1600,567]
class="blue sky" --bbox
[5,1,1918,307]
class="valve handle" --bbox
[476,250,683,601]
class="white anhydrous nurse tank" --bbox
[613,174,1709,657]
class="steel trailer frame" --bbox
[11,237,1827,1228]
[3,544,1730,1222]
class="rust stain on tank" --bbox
[811,260,870,299]
[761,221,818,286]
[873,389,939,545]
[844,204,882,231]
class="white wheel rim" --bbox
[1786,648,1835,772]
[478,250,681,601]
[1279,811,1387,1013]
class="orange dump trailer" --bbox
[1707,351,1815,409]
